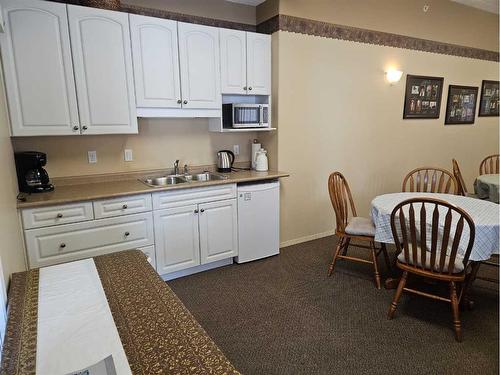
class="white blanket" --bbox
[36,259,131,375]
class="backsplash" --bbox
[11,118,258,178]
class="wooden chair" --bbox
[327,172,390,289]
[479,154,500,175]
[387,198,475,342]
[452,159,469,196]
[402,167,457,194]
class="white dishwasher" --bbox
[235,180,280,263]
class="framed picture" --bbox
[478,80,499,117]
[445,85,478,125]
[403,75,444,119]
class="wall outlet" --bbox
[87,151,97,164]
[124,149,133,162]
[233,144,240,156]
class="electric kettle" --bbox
[217,150,235,173]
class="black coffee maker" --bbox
[15,151,54,193]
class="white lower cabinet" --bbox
[25,212,154,268]
[199,199,238,264]
[154,205,201,275]
[21,184,241,276]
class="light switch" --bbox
[87,151,97,164]
[124,149,133,162]
[233,144,240,156]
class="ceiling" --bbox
[450,0,499,14]
[225,0,266,6]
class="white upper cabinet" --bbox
[68,5,138,134]
[247,32,271,95]
[0,0,79,136]
[178,22,221,109]
[129,14,181,109]
[220,29,246,95]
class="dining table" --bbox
[370,192,500,303]
[474,174,500,203]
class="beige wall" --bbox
[0,68,26,288]
[263,31,499,246]
[12,119,258,178]
[258,0,499,52]
[123,0,256,25]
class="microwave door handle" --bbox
[259,105,263,126]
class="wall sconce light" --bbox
[385,69,403,85]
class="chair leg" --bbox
[370,241,381,289]
[450,281,462,342]
[342,238,350,256]
[328,237,345,276]
[381,243,391,272]
[388,271,408,319]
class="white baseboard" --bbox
[161,258,233,281]
[280,230,335,248]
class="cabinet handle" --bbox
[73,125,79,131]
[124,231,130,237]
[177,99,182,104]
[60,243,66,248]
[200,208,205,213]
[243,86,247,90]
[183,100,188,104]
[248,87,253,91]
[194,209,199,214]
[122,204,128,209]
[82,126,88,131]
[56,213,63,218]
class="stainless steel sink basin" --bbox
[140,172,227,188]
[183,172,227,182]
[142,175,186,187]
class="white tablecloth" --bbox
[371,192,500,262]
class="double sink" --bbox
[141,171,228,187]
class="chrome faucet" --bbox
[173,159,180,175]
[183,164,189,174]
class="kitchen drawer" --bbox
[93,194,152,219]
[21,202,94,229]
[138,245,157,271]
[25,212,154,268]
[152,183,236,210]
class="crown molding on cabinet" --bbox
[257,14,499,62]
[46,0,257,31]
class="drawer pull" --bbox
[60,243,66,248]
[124,231,130,237]
[122,204,128,209]
[56,213,63,218]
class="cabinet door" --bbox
[68,5,138,134]
[130,15,181,109]
[178,22,221,109]
[246,32,271,95]
[220,28,246,95]
[199,199,238,264]
[0,0,79,136]
[154,205,200,274]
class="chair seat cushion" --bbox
[397,247,464,273]
[345,217,376,237]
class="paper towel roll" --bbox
[251,140,261,169]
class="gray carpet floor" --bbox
[168,236,499,375]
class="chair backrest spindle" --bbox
[479,154,500,175]
[328,172,357,234]
[390,198,475,275]
[402,167,457,194]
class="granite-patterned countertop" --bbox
[17,170,289,209]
